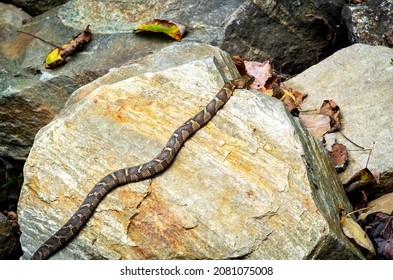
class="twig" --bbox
[338,130,365,150]
[365,141,375,168]
[17,30,61,49]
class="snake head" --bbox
[233,75,255,89]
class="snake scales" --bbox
[31,74,255,260]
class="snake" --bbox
[31,74,255,260]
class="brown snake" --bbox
[31,74,255,260]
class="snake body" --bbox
[31,75,255,260]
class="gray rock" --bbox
[0,0,348,159]
[0,3,32,40]
[7,0,70,16]
[286,44,393,195]
[342,0,393,46]
[18,45,363,259]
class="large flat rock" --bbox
[286,44,393,194]
[18,47,362,259]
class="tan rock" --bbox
[286,44,393,194]
[19,53,362,259]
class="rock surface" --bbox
[286,44,393,195]
[342,0,393,46]
[7,0,70,16]
[0,3,32,40]
[18,46,362,259]
[0,0,349,159]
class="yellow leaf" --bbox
[45,44,68,69]
[134,19,187,41]
[338,205,376,255]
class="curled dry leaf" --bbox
[45,25,92,69]
[134,19,187,41]
[344,168,378,194]
[231,57,307,112]
[344,168,380,210]
[232,56,247,76]
[328,143,348,172]
[319,100,341,132]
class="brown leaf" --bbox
[319,100,341,132]
[45,25,92,69]
[60,25,92,58]
[328,143,348,172]
[344,168,379,210]
[344,168,377,194]
[232,56,247,76]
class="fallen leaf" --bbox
[344,168,379,210]
[134,19,187,41]
[319,100,341,132]
[243,60,272,90]
[299,114,331,140]
[328,143,348,172]
[232,58,306,112]
[232,56,247,76]
[344,168,377,194]
[45,43,68,69]
[358,192,393,220]
[45,25,92,69]
[338,205,376,256]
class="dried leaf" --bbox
[338,205,376,256]
[232,56,247,76]
[319,100,341,132]
[134,19,187,41]
[243,60,272,90]
[233,58,306,112]
[299,114,331,141]
[344,168,377,194]
[45,25,92,69]
[344,168,380,210]
[45,44,68,69]
[359,192,393,220]
[328,143,348,172]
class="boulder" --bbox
[0,3,32,40]
[7,0,70,16]
[18,45,362,259]
[341,0,393,46]
[286,44,393,195]
[1,0,349,159]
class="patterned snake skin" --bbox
[31,75,255,259]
